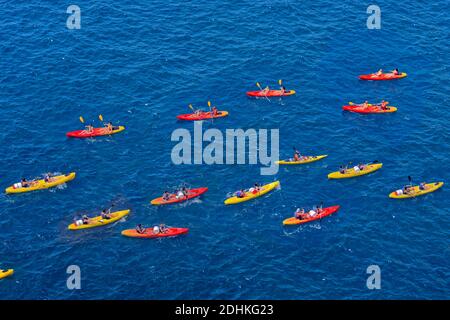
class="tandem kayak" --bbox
[343,105,397,114]
[276,155,328,165]
[328,163,383,179]
[0,269,14,280]
[389,182,444,199]
[66,126,125,138]
[5,172,76,194]
[176,111,229,121]
[68,209,130,230]
[283,205,340,225]
[150,187,208,205]
[224,181,280,205]
[121,227,189,238]
[359,72,407,81]
[246,90,296,97]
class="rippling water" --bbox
[0,1,449,299]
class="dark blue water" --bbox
[0,1,449,299]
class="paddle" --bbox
[79,116,85,123]
[188,104,195,112]
[408,176,413,187]
[207,101,213,123]
[99,114,104,122]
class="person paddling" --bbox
[85,124,94,134]
[101,208,112,220]
[136,224,146,234]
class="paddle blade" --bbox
[79,116,85,123]
[408,176,412,182]
[349,102,354,105]
[188,104,194,111]
[99,114,103,122]
[207,101,211,107]
[278,79,282,86]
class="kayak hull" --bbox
[389,182,444,199]
[283,205,340,225]
[5,172,76,194]
[276,155,327,165]
[66,126,125,138]
[0,269,14,280]
[68,209,130,230]
[224,181,280,205]
[328,163,383,179]
[177,111,229,121]
[151,187,208,205]
[343,105,397,114]
[359,72,407,81]
[246,90,296,97]
[121,227,189,238]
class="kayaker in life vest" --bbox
[85,124,94,134]
[295,208,305,219]
[375,69,383,76]
[136,224,146,234]
[101,209,112,220]
[261,86,270,94]
[43,173,54,183]
[358,163,366,171]
[403,185,413,194]
[162,191,171,201]
[159,224,167,233]
[362,100,369,108]
[280,85,286,94]
[379,100,389,110]
[236,189,246,198]
[391,68,399,75]
[82,215,90,225]
[339,165,347,174]
[253,183,261,192]
[293,150,301,161]
[20,178,31,188]
[419,182,428,191]
[212,106,218,116]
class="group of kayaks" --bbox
[1,70,442,282]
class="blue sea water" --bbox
[0,0,449,299]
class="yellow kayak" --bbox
[389,182,444,199]
[0,269,14,280]
[224,181,280,205]
[68,209,130,230]
[328,163,382,179]
[276,155,327,165]
[5,172,76,194]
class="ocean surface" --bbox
[0,0,449,299]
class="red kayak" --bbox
[66,126,125,138]
[246,89,296,97]
[342,105,397,114]
[359,72,407,81]
[283,205,340,225]
[121,227,189,238]
[150,187,208,205]
[177,111,229,121]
